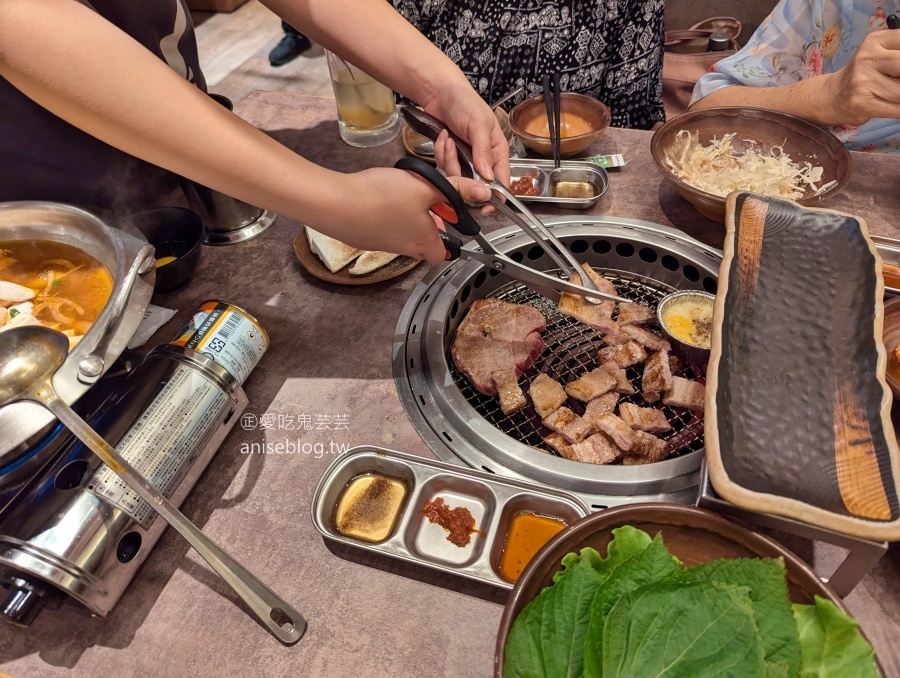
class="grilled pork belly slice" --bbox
[621,325,671,352]
[594,413,634,452]
[642,350,673,403]
[616,301,655,327]
[529,373,568,418]
[599,361,635,395]
[623,430,669,464]
[542,406,591,444]
[543,432,572,457]
[558,264,625,343]
[583,393,619,433]
[491,369,527,415]
[663,376,705,411]
[618,402,672,434]
[597,340,647,369]
[451,298,546,395]
[564,368,617,402]
[567,433,622,465]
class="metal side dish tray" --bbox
[311,446,590,589]
[508,159,609,209]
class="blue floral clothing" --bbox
[692,0,900,154]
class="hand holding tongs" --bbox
[398,107,627,304]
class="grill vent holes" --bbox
[450,300,459,318]
[461,285,471,302]
[639,247,658,263]
[661,255,679,271]
[682,265,700,282]
[592,239,611,254]
[527,245,543,261]
[703,277,718,294]
[615,242,635,258]
[442,431,453,442]
[511,251,525,263]
[474,271,487,288]
[489,269,500,277]
[570,239,589,254]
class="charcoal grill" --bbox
[393,216,722,509]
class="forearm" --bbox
[0,0,346,227]
[689,75,843,127]
[261,0,471,107]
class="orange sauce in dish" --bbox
[523,112,594,138]
[499,512,567,582]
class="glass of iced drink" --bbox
[324,51,399,147]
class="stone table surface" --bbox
[2,91,899,677]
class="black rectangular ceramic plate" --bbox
[706,192,900,541]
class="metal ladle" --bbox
[0,325,307,644]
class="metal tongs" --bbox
[398,107,627,304]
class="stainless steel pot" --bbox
[0,202,155,473]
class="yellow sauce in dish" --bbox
[333,473,408,543]
[499,512,567,582]
[156,256,178,268]
[554,181,596,199]
[661,298,714,348]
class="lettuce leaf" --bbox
[600,581,767,678]
[793,596,878,678]
[582,534,683,677]
[504,526,661,678]
[676,558,801,677]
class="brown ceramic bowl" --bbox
[650,107,853,224]
[509,93,611,158]
[494,503,867,677]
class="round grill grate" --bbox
[447,270,705,459]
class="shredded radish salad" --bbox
[665,130,825,200]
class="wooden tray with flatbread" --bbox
[705,192,900,541]
[292,226,419,285]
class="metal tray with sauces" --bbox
[507,159,609,209]
[310,446,590,588]
[706,192,900,542]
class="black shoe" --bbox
[269,34,313,67]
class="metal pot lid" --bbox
[0,202,155,471]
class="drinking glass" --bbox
[324,50,399,147]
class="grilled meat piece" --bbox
[616,301,655,327]
[558,264,624,343]
[668,354,683,373]
[597,340,647,369]
[542,406,591,444]
[618,403,672,434]
[564,368,617,402]
[543,432,572,457]
[451,298,546,395]
[642,350,673,403]
[599,361,636,395]
[625,430,669,463]
[491,369,527,415]
[567,433,622,465]
[529,373,568,418]
[583,393,619,433]
[621,325,671,352]
[663,376,706,411]
[594,413,634,451]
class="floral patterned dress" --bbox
[392,0,666,130]
[691,0,900,154]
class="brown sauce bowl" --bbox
[509,93,611,158]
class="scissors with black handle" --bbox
[395,156,630,303]
[399,107,621,303]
